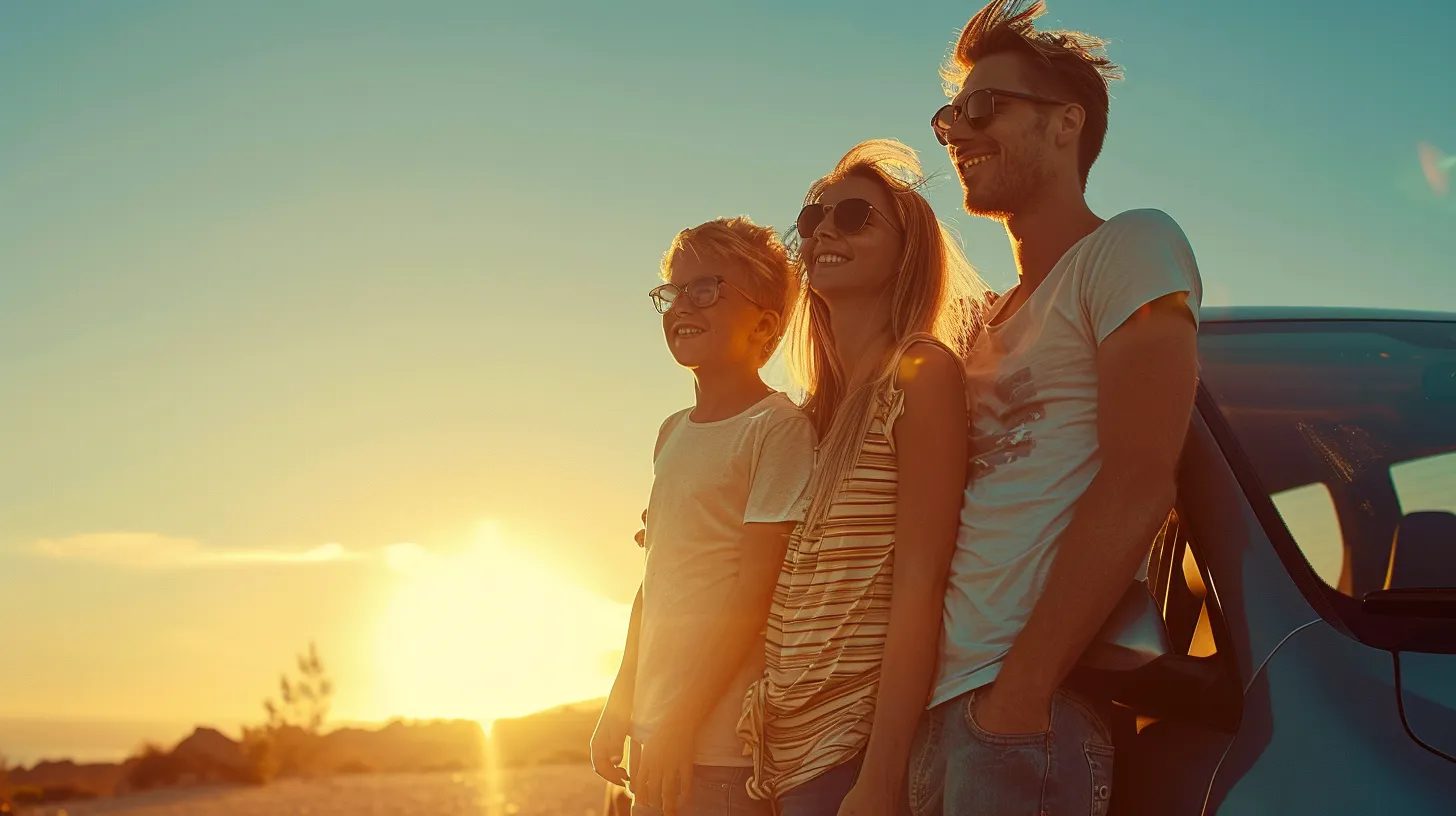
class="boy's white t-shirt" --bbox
[932,209,1203,707]
[632,391,816,766]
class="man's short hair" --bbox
[943,0,1122,190]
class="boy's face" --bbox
[660,253,775,373]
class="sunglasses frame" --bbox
[931,87,1073,145]
[796,197,903,240]
[648,274,762,315]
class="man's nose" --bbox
[947,116,978,154]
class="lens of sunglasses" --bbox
[932,90,997,144]
[796,204,827,237]
[797,198,875,237]
[831,198,873,232]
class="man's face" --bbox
[946,52,1060,219]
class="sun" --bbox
[372,522,632,725]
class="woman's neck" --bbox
[691,365,772,423]
[827,293,894,394]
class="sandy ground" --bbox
[17,766,610,816]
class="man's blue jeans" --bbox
[907,686,1115,816]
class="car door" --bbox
[1194,317,1456,812]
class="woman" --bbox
[740,140,988,815]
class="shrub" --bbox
[124,744,190,792]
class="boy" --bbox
[591,217,816,816]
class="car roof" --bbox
[1202,306,1456,323]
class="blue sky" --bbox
[1,0,1453,727]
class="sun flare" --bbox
[373,522,631,726]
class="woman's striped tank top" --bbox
[738,333,948,800]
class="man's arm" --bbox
[974,293,1198,734]
[630,522,792,815]
[590,584,643,785]
[841,344,968,814]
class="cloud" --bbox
[382,541,429,573]
[31,532,361,569]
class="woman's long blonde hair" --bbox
[785,140,988,529]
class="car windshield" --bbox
[1198,318,1456,599]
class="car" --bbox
[1081,307,1456,814]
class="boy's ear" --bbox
[757,309,783,360]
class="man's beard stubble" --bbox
[960,144,1054,221]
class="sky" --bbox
[2,0,1454,753]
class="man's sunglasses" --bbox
[931,88,1071,146]
[649,275,761,315]
[795,198,902,239]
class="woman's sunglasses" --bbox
[648,275,761,315]
[795,198,901,239]
[930,88,1071,146]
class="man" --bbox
[909,2,1203,814]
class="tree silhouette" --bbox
[242,640,335,780]
[263,640,333,734]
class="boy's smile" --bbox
[659,254,769,371]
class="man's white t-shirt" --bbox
[931,209,1203,707]
[632,391,816,766]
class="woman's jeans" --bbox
[776,754,864,816]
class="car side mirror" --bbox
[1362,588,1456,619]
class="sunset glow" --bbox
[372,523,631,726]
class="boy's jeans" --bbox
[629,765,769,816]
[907,686,1115,816]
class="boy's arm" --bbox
[607,584,645,715]
[630,521,792,815]
[590,584,643,786]
[842,344,968,815]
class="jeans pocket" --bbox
[1084,742,1114,816]
[951,738,1051,815]
[962,689,1051,746]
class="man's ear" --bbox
[1055,103,1085,149]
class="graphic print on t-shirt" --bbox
[970,366,1045,479]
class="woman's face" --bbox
[800,175,904,300]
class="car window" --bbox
[1198,319,1456,599]
[1391,451,1456,515]
[1269,482,1345,589]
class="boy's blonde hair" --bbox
[661,216,798,362]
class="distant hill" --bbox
[490,698,603,768]
[0,701,608,807]
[2,718,487,805]
[311,718,485,774]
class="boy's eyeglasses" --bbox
[649,275,762,315]
[930,88,1072,145]
[795,198,902,239]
